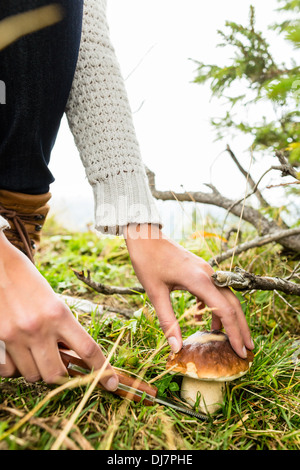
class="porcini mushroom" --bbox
[166,330,254,414]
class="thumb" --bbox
[150,286,182,353]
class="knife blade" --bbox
[59,348,209,422]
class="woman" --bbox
[0,0,253,391]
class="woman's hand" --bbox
[125,224,254,359]
[0,231,118,391]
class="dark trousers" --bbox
[0,0,83,194]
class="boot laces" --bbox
[0,206,43,263]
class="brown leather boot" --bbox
[0,190,51,263]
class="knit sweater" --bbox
[0,0,161,235]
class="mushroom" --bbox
[166,330,254,414]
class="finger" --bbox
[150,286,182,353]
[211,311,222,330]
[217,286,254,350]
[8,346,41,382]
[195,297,205,321]
[31,341,68,384]
[0,348,19,378]
[60,319,119,392]
[196,298,205,311]
[222,289,249,337]
[187,275,247,358]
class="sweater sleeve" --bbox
[65,0,162,235]
[0,215,10,231]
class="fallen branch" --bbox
[72,269,145,296]
[208,227,300,266]
[212,267,300,296]
[58,293,133,319]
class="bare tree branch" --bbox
[266,180,300,189]
[58,293,133,319]
[212,267,300,296]
[285,261,300,281]
[225,145,269,207]
[274,150,300,180]
[146,167,300,253]
[219,165,285,244]
[72,269,145,296]
[208,227,300,266]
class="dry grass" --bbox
[0,217,299,450]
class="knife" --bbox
[59,348,209,422]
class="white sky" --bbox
[49,0,297,233]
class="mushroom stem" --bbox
[181,376,225,414]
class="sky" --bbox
[48,0,297,235]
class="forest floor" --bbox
[0,215,299,450]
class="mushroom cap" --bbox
[166,330,254,382]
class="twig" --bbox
[125,43,156,81]
[266,180,300,189]
[222,228,242,250]
[229,150,253,272]
[73,269,145,295]
[226,145,269,207]
[220,167,278,231]
[212,267,300,296]
[208,227,300,266]
[273,290,300,315]
[145,167,300,253]
[285,261,300,281]
[58,294,134,319]
[218,162,287,252]
[274,150,299,180]
[219,161,299,254]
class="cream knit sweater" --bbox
[0,0,161,235]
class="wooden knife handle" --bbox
[59,348,158,406]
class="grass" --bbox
[0,216,299,450]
